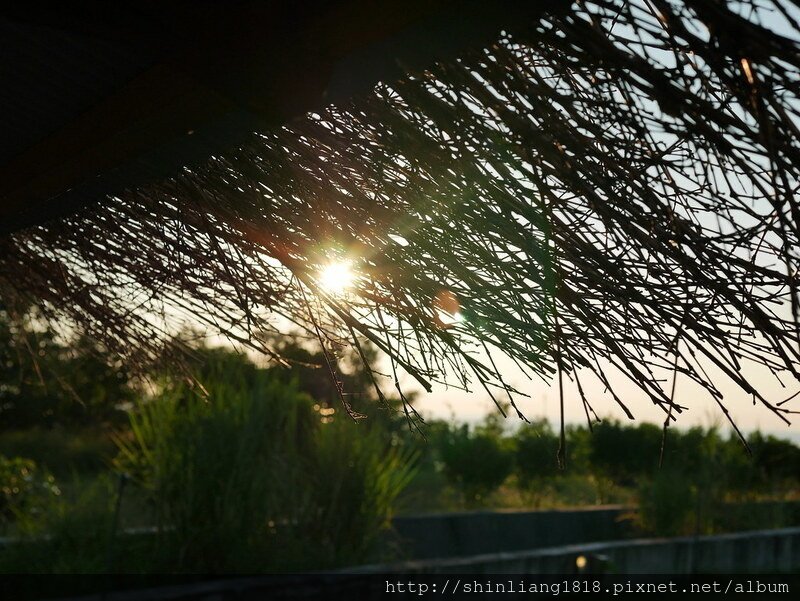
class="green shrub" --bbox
[515,421,560,488]
[115,378,305,571]
[748,432,800,487]
[590,421,662,483]
[304,421,418,566]
[0,428,116,475]
[0,455,60,531]
[635,468,694,536]
[0,308,133,431]
[437,419,513,506]
[114,355,416,572]
[1,477,128,573]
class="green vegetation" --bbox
[1,309,798,572]
[0,455,60,530]
[0,307,132,432]
[401,416,800,537]
[435,414,514,507]
[113,349,416,572]
[0,345,417,573]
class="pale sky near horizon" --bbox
[392,344,800,442]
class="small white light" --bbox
[319,260,355,295]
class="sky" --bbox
[393,341,800,442]
[176,1,800,444]
[387,3,800,443]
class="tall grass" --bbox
[308,422,418,565]
[0,352,418,574]
[113,363,417,572]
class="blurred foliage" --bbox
[632,426,800,536]
[0,306,133,430]
[0,455,61,531]
[1,346,418,573]
[635,468,694,536]
[310,418,418,564]
[0,428,117,476]
[114,355,315,572]
[515,420,560,486]
[1,314,799,572]
[436,413,514,506]
[1,477,124,573]
[113,346,418,572]
[589,421,662,484]
[406,415,800,528]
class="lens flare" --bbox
[433,289,463,327]
[319,260,355,295]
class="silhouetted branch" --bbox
[2,1,799,433]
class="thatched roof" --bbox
[0,1,544,233]
[2,1,800,447]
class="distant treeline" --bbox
[402,414,800,535]
[424,415,800,497]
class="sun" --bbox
[319,260,355,295]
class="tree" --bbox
[515,421,560,487]
[0,307,132,430]
[114,346,417,571]
[437,418,514,505]
[589,421,662,484]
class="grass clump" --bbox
[113,349,417,572]
[1,349,418,573]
